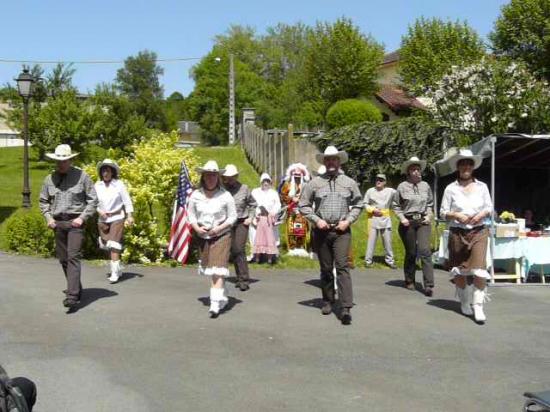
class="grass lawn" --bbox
[191,145,444,270]
[0,147,51,248]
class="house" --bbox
[0,103,23,147]
[176,121,202,147]
[369,50,426,120]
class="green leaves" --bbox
[400,17,486,95]
[490,0,550,81]
[326,99,382,129]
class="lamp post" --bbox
[228,53,235,145]
[15,68,35,208]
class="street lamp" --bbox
[15,68,35,208]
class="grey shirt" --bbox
[393,180,433,221]
[226,182,257,220]
[39,166,98,222]
[299,172,363,225]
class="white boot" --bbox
[218,288,228,311]
[472,287,487,323]
[209,288,220,317]
[108,260,120,283]
[456,285,473,316]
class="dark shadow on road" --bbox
[385,279,423,290]
[117,272,144,283]
[226,276,259,285]
[304,279,321,289]
[67,288,118,314]
[426,299,462,315]
[298,298,342,321]
[197,296,243,315]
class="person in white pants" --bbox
[363,174,397,269]
[440,149,493,324]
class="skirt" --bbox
[197,231,232,277]
[448,226,490,278]
[98,219,125,251]
[253,215,278,255]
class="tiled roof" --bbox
[382,50,400,65]
[375,85,425,113]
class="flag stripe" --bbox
[167,161,193,265]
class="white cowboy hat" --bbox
[260,172,272,182]
[96,159,120,177]
[448,149,483,172]
[316,145,348,164]
[401,156,427,175]
[46,144,79,161]
[195,160,225,174]
[222,164,239,177]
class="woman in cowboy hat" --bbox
[95,159,134,284]
[440,149,493,324]
[393,156,435,296]
[188,160,237,318]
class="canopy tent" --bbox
[433,133,550,283]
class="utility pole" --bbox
[228,53,236,145]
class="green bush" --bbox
[316,116,459,187]
[5,209,55,257]
[326,99,382,129]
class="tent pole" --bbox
[490,136,497,283]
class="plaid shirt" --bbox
[393,180,433,221]
[39,167,98,222]
[299,172,363,225]
[226,182,257,220]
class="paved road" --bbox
[0,252,549,412]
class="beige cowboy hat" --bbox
[195,160,225,174]
[375,173,387,181]
[401,156,427,175]
[96,159,120,177]
[315,145,348,165]
[222,164,239,177]
[46,144,79,161]
[448,148,483,172]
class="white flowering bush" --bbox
[427,58,550,139]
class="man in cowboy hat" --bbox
[299,146,363,325]
[393,156,435,296]
[39,144,97,310]
[363,173,397,269]
[222,164,257,291]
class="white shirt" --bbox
[188,188,237,239]
[440,180,493,229]
[95,179,134,223]
[363,187,395,229]
[251,187,281,216]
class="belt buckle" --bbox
[412,213,421,221]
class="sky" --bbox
[0,0,509,97]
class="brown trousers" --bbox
[231,221,250,283]
[398,221,434,287]
[314,228,353,308]
[55,219,85,299]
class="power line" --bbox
[0,56,202,65]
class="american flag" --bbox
[168,161,194,264]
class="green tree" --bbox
[490,0,550,80]
[89,84,149,151]
[303,18,384,113]
[400,17,486,95]
[116,50,167,129]
[326,99,382,129]
[46,63,77,97]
